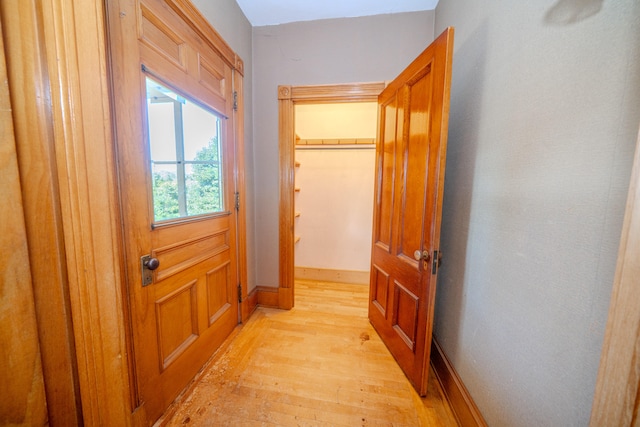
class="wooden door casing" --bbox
[369,28,454,395]
[0,19,48,425]
[107,0,244,423]
[277,83,386,310]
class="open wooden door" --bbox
[107,0,244,423]
[369,27,454,395]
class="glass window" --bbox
[145,77,224,222]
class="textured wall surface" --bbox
[252,12,436,286]
[433,0,640,425]
[191,0,257,290]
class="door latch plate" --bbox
[141,255,153,286]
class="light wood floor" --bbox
[160,280,458,426]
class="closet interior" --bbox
[293,102,378,285]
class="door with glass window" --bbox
[106,0,241,423]
[133,75,238,421]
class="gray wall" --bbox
[191,0,257,290]
[252,12,435,286]
[434,0,640,425]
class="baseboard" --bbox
[241,287,258,322]
[256,286,279,308]
[431,338,487,427]
[294,266,369,285]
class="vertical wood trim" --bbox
[40,0,133,424]
[235,70,251,322]
[278,85,295,310]
[590,128,640,426]
[277,83,385,310]
[0,17,48,426]
[0,1,82,424]
[431,338,488,427]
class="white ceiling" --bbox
[235,0,439,27]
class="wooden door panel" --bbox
[397,71,433,264]
[369,28,454,395]
[374,96,399,250]
[155,280,199,369]
[198,54,228,98]
[140,4,187,70]
[206,261,232,325]
[371,265,390,317]
[392,281,420,350]
[152,225,230,282]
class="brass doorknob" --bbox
[413,250,430,262]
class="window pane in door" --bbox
[147,101,177,162]
[185,163,222,215]
[152,163,180,221]
[183,102,220,162]
[145,76,224,222]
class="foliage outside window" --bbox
[145,77,224,222]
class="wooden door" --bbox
[107,0,241,423]
[369,27,454,395]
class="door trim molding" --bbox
[431,338,487,427]
[41,1,133,424]
[0,1,83,424]
[277,82,385,309]
[589,126,640,425]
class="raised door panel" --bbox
[371,265,390,317]
[373,96,398,252]
[138,0,231,116]
[392,281,420,351]
[155,280,199,370]
[397,68,433,267]
[139,3,187,70]
[206,261,232,326]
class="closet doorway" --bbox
[277,83,385,308]
[294,103,377,285]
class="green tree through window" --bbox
[186,136,222,215]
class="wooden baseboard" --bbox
[294,266,369,285]
[256,286,279,308]
[431,338,487,427]
[241,287,258,322]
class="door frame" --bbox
[276,83,386,309]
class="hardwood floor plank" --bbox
[161,279,458,426]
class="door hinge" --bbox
[237,283,242,303]
[233,90,238,111]
[234,192,240,211]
